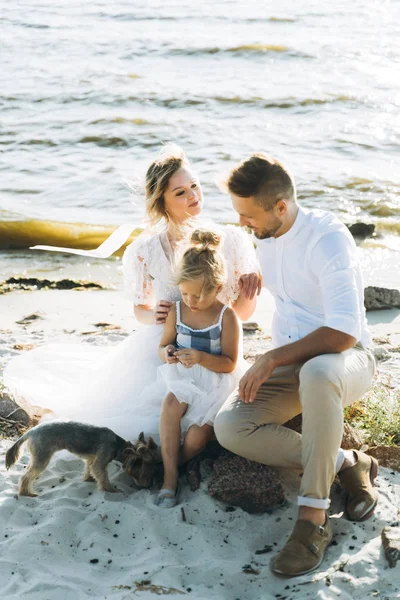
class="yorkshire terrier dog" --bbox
[122,431,162,489]
[5,422,160,497]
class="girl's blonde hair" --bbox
[175,229,226,294]
[145,144,188,227]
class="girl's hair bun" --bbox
[190,229,221,249]
[174,228,225,293]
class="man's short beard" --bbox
[254,223,282,239]
[254,230,272,239]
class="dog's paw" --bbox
[102,486,122,494]
[83,475,96,483]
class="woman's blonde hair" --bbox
[145,144,188,226]
[175,229,226,295]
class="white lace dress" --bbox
[4,224,258,441]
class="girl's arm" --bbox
[158,304,178,363]
[175,308,240,373]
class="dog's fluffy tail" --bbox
[5,433,29,470]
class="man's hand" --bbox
[164,345,178,364]
[238,272,262,300]
[239,352,276,403]
[154,300,173,325]
[174,348,202,368]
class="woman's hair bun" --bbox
[190,229,221,249]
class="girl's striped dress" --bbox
[135,301,247,436]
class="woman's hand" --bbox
[164,344,179,364]
[154,300,173,325]
[238,272,262,300]
[174,348,202,368]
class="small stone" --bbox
[242,322,261,332]
[381,526,400,568]
[185,457,201,492]
[15,313,43,325]
[12,344,36,352]
[255,545,273,555]
[364,286,400,311]
[347,223,375,239]
[93,322,121,330]
[341,422,364,450]
[0,392,31,426]
[373,346,392,362]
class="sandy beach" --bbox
[1,286,399,599]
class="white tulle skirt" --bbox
[4,324,247,442]
[135,359,245,437]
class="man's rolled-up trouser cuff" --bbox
[297,496,331,510]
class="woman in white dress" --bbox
[4,145,260,440]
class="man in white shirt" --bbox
[214,153,377,578]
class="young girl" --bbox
[153,229,245,508]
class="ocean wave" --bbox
[0,220,140,253]
[364,203,400,218]
[227,44,290,53]
[167,44,309,57]
[375,220,400,235]
[0,91,359,111]
[77,136,129,147]
[212,94,357,108]
[336,139,376,150]
[267,17,297,22]
[112,93,358,110]
[2,18,50,29]
[0,138,57,147]
[0,136,135,149]
[96,13,297,23]
[89,117,152,126]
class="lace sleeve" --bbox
[219,225,260,305]
[122,235,155,305]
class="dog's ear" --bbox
[136,445,157,463]
[138,432,145,443]
[147,436,158,451]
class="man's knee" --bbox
[300,355,344,392]
[214,408,243,452]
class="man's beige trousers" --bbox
[214,345,376,509]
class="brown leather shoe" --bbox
[271,517,333,577]
[338,450,379,521]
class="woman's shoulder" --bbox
[123,230,161,261]
[221,224,252,245]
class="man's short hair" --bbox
[225,153,296,209]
